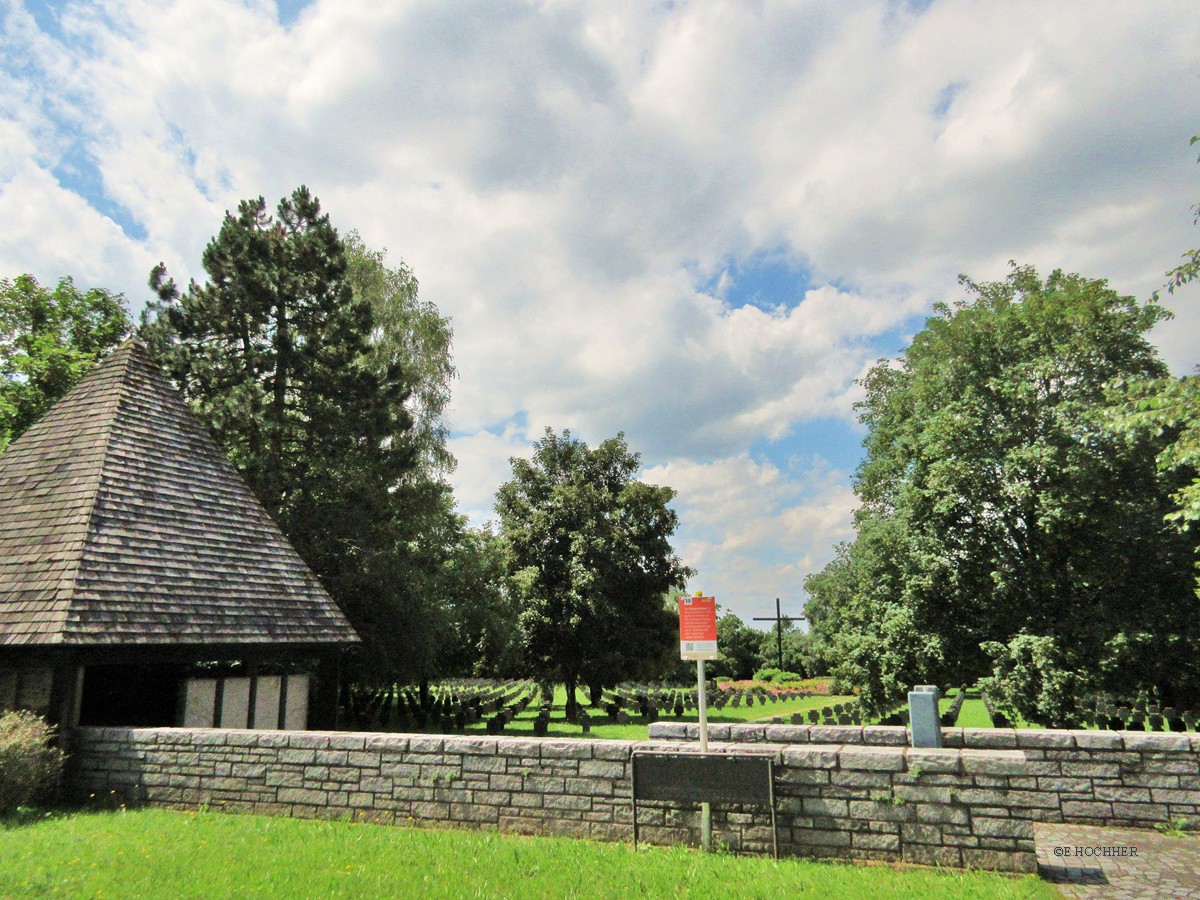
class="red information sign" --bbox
[679,595,718,660]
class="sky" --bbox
[3,0,1199,629]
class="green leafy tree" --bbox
[0,275,130,451]
[807,264,1200,718]
[496,429,691,714]
[755,623,818,678]
[140,187,421,682]
[344,231,456,476]
[1107,131,1200,596]
[1166,133,1200,293]
[1112,377,1200,536]
[438,524,524,677]
[708,612,762,681]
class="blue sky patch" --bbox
[699,251,814,312]
[51,141,148,241]
[276,0,314,28]
[751,417,866,480]
[23,0,63,39]
[933,81,967,120]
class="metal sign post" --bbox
[679,591,719,851]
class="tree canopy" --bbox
[1,274,130,452]
[496,429,691,711]
[140,187,433,682]
[806,264,1200,721]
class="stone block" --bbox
[905,748,962,774]
[523,775,565,794]
[727,725,768,742]
[1061,800,1111,818]
[592,743,633,762]
[1142,758,1200,775]
[1072,732,1123,750]
[1059,762,1120,779]
[363,735,409,752]
[831,770,891,789]
[1122,732,1192,752]
[765,725,810,743]
[893,784,956,804]
[539,740,595,760]
[1094,785,1151,803]
[1151,788,1200,804]
[961,848,1036,873]
[900,822,945,844]
[1035,777,1091,793]
[1014,730,1075,749]
[406,736,445,754]
[903,845,962,868]
[782,747,839,769]
[862,727,909,746]
[802,797,849,818]
[960,750,1026,776]
[840,746,906,772]
[847,800,916,822]
[285,732,330,750]
[1111,802,1169,821]
[577,759,625,779]
[810,726,864,744]
[646,722,686,740]
[496,739,545,758]
[508,792,543,809]
[914,803,968,825]
[961,729,1017,750]
[972,816,1033,839]
[277,787,328,806]
[265,769,304,788]
[461,755,506,774]
[450,802,500,824]
[797,828,851,847]
[565,777,615,797]
[847,830,899,851]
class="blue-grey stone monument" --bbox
[908,685,943,748]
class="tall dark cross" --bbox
[753,598,806,671]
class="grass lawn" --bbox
[0,808,1059,899]
[452,686,858,741]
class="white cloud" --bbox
[2,0,1199,619]
[642,453,857,624]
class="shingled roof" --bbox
[0,337,359,648]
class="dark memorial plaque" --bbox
[631,751,778,857]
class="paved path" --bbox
[1036,823,1200,899]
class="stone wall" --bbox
[69,726,1042,872]
[650,723,1200,830]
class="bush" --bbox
[980,633,1082,728]
[753,668,805,684]
[0,710,65,814]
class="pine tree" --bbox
[141,187,419,678]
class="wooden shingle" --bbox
[0,338,359,648]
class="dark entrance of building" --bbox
[78,664,185,727]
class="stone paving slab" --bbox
[1036,823,1200,899]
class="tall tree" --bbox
[140,187,420,680]
[0,274,130,451]
[343,231,456,477]
[1108,128,1200,597]
[806,264,1200,720]
[496,429,691,713]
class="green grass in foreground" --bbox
[0,809,1058,899]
